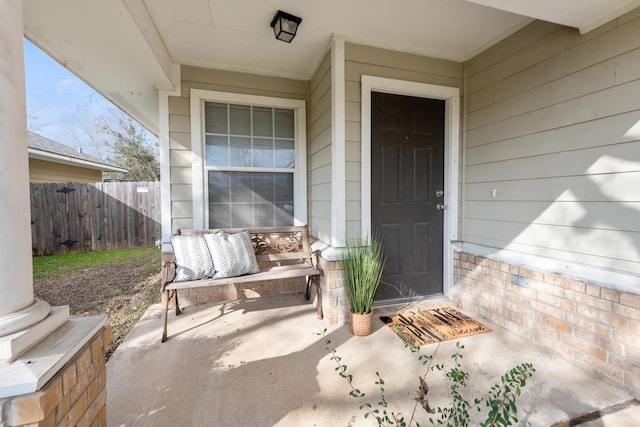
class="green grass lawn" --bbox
[32,247,160,280]
[33,246,162,358]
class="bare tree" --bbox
[62,106,159,181]
[62,105,112,159]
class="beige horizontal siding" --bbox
[462,10,640,279]
[29,158,102,183]
[467,19,638,111]
[467,79,640,147]
[465,20,560,77]
[467,141,640,182]
[168,86,192,229]
[181,66,308,100]
[466,201,640,232]
[464,219,640,273]
[170,184,191,201]
[466,113,637,165]
[169,167,191,185]
[466,172,640,202]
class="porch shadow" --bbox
[107,296,636,426]
[106,296,354,426]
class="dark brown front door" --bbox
[371,92,445,303]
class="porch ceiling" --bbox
[22,0,640,135]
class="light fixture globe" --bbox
[270,10,302,43]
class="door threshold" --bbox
[373,294,453,315]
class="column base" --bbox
[0,314,107,399]
[0,299,51,337]
[0,306,69,363]
[0,316,109,426]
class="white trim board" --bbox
[158,90,172,249]
[360,76,460,299]
[189,89,307,229]
[331,38,346,248]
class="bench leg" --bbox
[315,278,323,319]
[305,277,311,300]
[307,276,322,319]
[161,290,171,343]
[175,291,181,316]
[162,289,180,343]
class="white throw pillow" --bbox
[204,230,260,279]
[171,234,215,281]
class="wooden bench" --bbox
[160,225,322,342]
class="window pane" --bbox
[253,138,274,168]
[275,173,294,202]
[206,135,228,167]
[205,102,227,134]
[254,203,275,226]
[231,204,252,228]
[230,104,251,135]
[275,109,294,138]
[274,139,295,168]
[207,171,293,228]
[208,171,230,203]
[253,107,273,137]
[253,172,275,203]
[275,203,294,226]
[229,136,252,167]
[231,172,253,203]
[209,204,230,229]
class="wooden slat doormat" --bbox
[380,307,491,347]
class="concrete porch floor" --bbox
[106,295,638,426]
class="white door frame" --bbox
[361,76,460,298]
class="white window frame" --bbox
[190,89,307,228]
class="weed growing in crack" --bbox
[317,329,535,427]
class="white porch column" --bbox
[0,0,50,336]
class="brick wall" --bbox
[0,326,111,427]
[454,251,640,392]
[318,256,349,325]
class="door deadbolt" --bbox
[436,203,447,211]
[436,190,444,197]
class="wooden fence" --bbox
[30,182,161,255]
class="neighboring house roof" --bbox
[27,131,127,173]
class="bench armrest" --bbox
[161,260,177,292]
[310,249,321,270]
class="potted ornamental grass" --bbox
[341,235,385,336]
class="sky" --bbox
[23,39,117,146]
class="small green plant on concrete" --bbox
[318,330,535,427]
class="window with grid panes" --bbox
[204,102,295,228]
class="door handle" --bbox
[436,203,447,211]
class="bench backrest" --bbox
[177,225,315,266]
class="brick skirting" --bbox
[454,251,640,392]
[318,256,349,326]
[0,326,111,427]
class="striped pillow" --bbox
[171,234,215,281]
[204,230,260,279]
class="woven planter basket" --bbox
[349,310,373,336]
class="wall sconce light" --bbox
[270,10,302,43]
